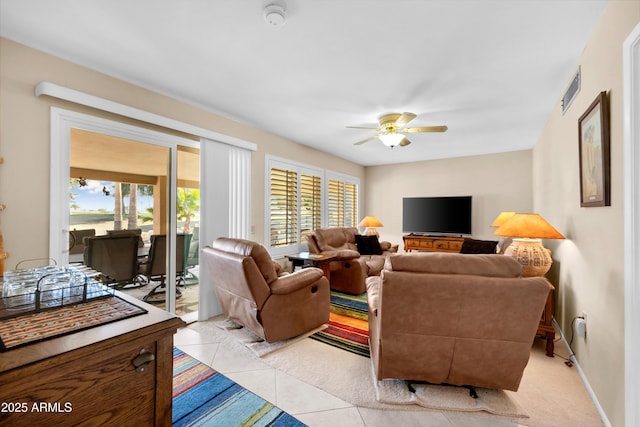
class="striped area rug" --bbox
[172,348,304,426]
[309,290,370,357]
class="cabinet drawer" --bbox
[434,240,449,249]
[0,337,157,426]
[419,240,434,249]
[449,241,463,251]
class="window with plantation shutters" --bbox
[327,175,359,228]
[270,167,298,247]
[327,179,344,227]
[300,173,321,244]
[266,157,325,256]
[266,157,359,256]
[344,182,358,227]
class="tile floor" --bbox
[175,321,528,427]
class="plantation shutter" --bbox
[300,173,321,243]
[327,178,358,228]
[344,182,358,227]
[327,179,344,228]
[270,167,298,247]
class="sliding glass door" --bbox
[51,109,199,317]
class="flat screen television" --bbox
[402,196,472,235]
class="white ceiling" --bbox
[0,0,607,166]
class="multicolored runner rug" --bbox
[172,348,304,427]
[0,296,147,351]
[309,290,370,357]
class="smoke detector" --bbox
[264,3,286,27]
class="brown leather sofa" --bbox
[306,227,398,295]
[366,252,551,391]
[201,238,330,343]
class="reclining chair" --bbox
[202,237,330,343]
[306,227,398,294]
[367,252,552,392]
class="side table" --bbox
[537,282,556,357]
[286,252,335,284]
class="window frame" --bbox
[325,170,360,229]
[265,157,360,257]
[265,156,324,258]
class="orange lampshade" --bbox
[490,211,516,227]
[359,216,383,227]
[493,213,565,239]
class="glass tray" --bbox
[0,265,115,320]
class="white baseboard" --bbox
[552,318,611,427]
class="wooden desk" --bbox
[0,292,185,426]
[286,252,335,283]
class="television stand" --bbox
[403,234,465,253]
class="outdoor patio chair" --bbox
[107,228,144,247]
[83,234,143,288]
[68,228,96,255]
[138,233,190,303]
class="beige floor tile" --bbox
[174,321,599,427]
[296,407,366,427]
[174,327,209,346]
[225,368,277,404]
[211,340,272,373]
[183,319,228,343]
[176,343,219,367]
[444,410,522,427]
[275,369,354,414]
[357,407,454,427]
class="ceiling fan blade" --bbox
[404,125,448,133]
[398,136,411,147]
[353,135,382,145]
[395,112,417,127]
[346,125,382,130]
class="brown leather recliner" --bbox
[307,227,398,295]
[367,252,552,391]
[201,238,330,343]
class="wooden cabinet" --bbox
[537,283,556,357]
[403,234,465,253]
[0,292,185,427]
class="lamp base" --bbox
[503,238,552,277]
[363,227,379,238]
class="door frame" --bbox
[623,22,640,427]
[50,107,197,313]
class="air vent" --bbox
[562,67,580,114]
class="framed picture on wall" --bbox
[578,91,611,207]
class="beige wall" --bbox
[533,2,639,426]
[0,38,364,266]
[364,150,533,249]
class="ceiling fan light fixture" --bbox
[379,133,404,147]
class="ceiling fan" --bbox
[348,112,447,148]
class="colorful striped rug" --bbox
[172,348,304,426]
[309,290,370,357]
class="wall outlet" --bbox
[576,317,587,338]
